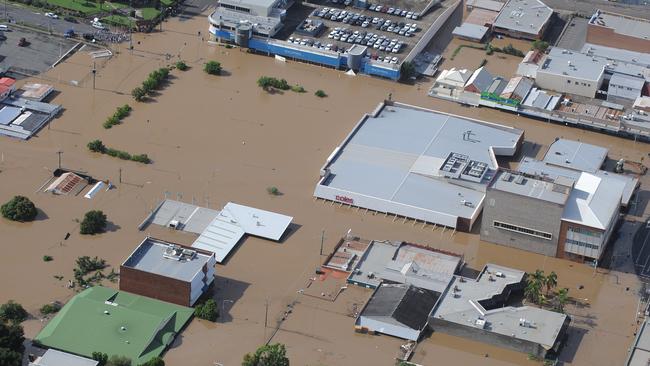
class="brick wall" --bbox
[587,24,650,53]
[119,266,191,306]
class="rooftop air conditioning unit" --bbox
[168,220,180,230]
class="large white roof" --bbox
[561,172,624,230]
[192,202,293,262]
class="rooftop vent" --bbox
[163,244,196,261]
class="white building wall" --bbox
[189,255,216,306]
[313,182,462,229]
[535,70,603,98]
[358,316,421,341]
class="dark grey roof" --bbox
[363,284,440,330]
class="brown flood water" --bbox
[0,9,648,366]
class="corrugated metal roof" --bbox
[452,23,489,40]
[31,350,98,366]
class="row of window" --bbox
[566,80,592,87]
[567,226,602,238]
[611,84,636,91]
[493,221,553,240]
[220,3,251,13]
[566,238,600,250]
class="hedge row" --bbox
[103,104,132,129]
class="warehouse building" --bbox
[626,318,650,366]
[210,0,288,37]
[483,139,634,262]
[588,10,650,53]
[314,101,523,231]
[492,0,553,40]
[481,170,571,257]
[607,73,645,105]
[357,284,441,341]
[120,237,216,307]
[430,264,570,359]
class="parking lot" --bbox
[283,0,445,64]
[0,26,79,78]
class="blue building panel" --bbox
[361,61,400,80]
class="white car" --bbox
[45,12,58,19]
[91,22,105,30]
[0,25,8,31]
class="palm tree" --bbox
[525,279,542,304]
[556,288,569,313]
[545,271,558,295]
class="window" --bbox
[565,238,599,249]
[493,221,552,240]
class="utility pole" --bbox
[118,168,122,183]
[92,60,96,89]
[129,0,133,51]
[264,298,269,328]
[320,229,325,256]
[56,151,62,169]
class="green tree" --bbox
[194,299,219,322]
[131,87,146,102]
[0,301,28,323]
[0,348,22,366]
[0,321,25,366]
[242,343,289,366]
[138,356,164,366]
[80,210,107,235]
[399,61,416,81]
[107,355,131,366]
[524,278,542,305]
[175,60,188,71]
[92,352,108,366]
[1,196,37,222]
[204,61,222,75]
[87,139,106,153]
[39,302,61,315]
[545,271,558,295]
[314,89,327,98]
[555,288,569,313]
[531,40,549,52]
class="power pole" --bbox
[118,168,122,183]
[56,151,62,169]
[92,60,96,89]
[264,298,269,328]
[320,229,325,256]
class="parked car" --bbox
[64,29,75,38]
[0,25,8,31]
[45,12,58,19]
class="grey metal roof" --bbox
[627,319,650,366]
[0,106,21,126]
[452,23,489,40]
[348,240,462,293]
[466,0,504,12]
[150,199,220,235]
[210,8,282,35]
[490,170,571,205]
[582,43,650,68]
[493,0,553,35]
[31,350,99,366]
[320,103,523,220]
[122,238,214,282]
[433,264,568,350]
[219,0,277,11]
[544,138,608,173]
[562,172,624,230]
[518,157,638,207]
[609,73,645,100]
[465,67,494,92]
[591,10,650,41]
[362,284,440,331]
[539,48,605,82]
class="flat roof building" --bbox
[120,237,216,306]
[544,139,607,173]
[492,0,553,40]
[535,48,605,98]
[466,0,504,12]
[357,284,441,341]
[588,10,650,53]
[29,350,98,366]
[453,23,490,42]
[34,287,193,365]
[314,101,523,232]
[608,73,645,105]
[626,319,650,366]
[483,139,631,262]
[346,239,463,292]
[431,264,570,358]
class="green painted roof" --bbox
[35,286,193,364]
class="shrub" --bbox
[531,40,549,52]
[138,357,164,366]
[175,60,188,71]
[502,43,524,57]
[1,196,37,222]
[116,151,132,160]
[291,84,306,93]
[92,352,108,366]
[42,255,53,262]
[106,355,131,366]
[315,89,327,98]
[399,61,416,81]
[194,299,219,322]
[131,154,151,164]
[267,186,280,195]
[131,87,146,102]
[243,343,289,366]
[0,301,28,323]
[39,302,61,315]
[79,210,107,235]
[204,61,222,75]
[87,139,106,153]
